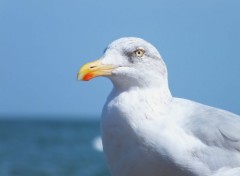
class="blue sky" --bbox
[0,0,239,118]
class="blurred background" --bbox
[0,0,239,175]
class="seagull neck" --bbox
[112,82,172,103]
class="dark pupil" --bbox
[138,51,141,55]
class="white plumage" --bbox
[79,37,240,176]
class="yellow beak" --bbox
[77,59,117,81]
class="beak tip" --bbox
[77,73,83,81]
[77,72,92,81]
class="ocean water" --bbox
[0,118,110,176]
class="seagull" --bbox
[77,37,240,176]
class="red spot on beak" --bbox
[83,73,94,81]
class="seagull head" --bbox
[78,37,168,89]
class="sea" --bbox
[0,118,110,176]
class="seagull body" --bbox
[78,37,240,176]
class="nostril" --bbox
[90,66,96,69]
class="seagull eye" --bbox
[134,49,145,58]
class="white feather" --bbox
[97,37,240,176]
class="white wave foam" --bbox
[92,136,103,152]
